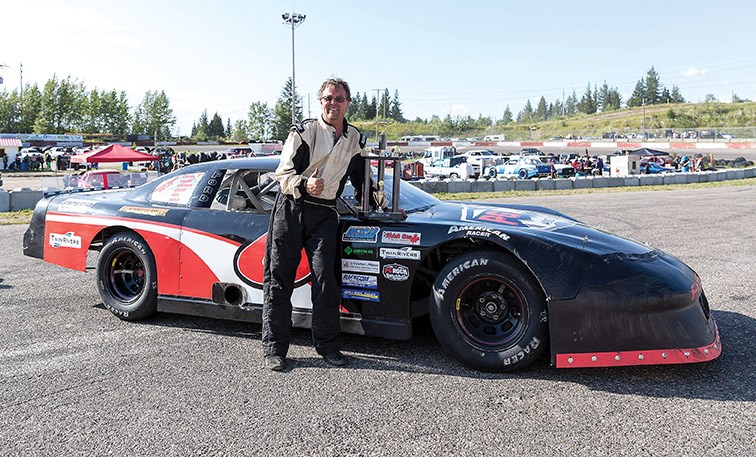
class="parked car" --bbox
[485,156,553,179]
[423,156,473,179]
[459,149,497,178]
[65,170,132,190]
[23,156,721,373]
[640,161,676,174]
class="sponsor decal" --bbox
[460,205,576,231]
[502,336,542,366]
[49,231,82,249]
[379,247,421,260]
[434,258,489,300]
[448,225,510,241]
[57,199,96,214]
[119,206,169,217]
[382,263,409,282]
[381,231,421,246]
[342,288,380,302]
[344,246,375,256]
[342,273,378,289]
[342,226,380,243]
[341,259,380,274]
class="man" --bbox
[262,77,370,371]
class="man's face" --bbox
[320,84,349,126]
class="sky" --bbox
[2,0,755,136]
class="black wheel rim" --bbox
[108,247,145,302]
[454,276,529,349]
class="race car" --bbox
[23,156,721,372]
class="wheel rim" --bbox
[454,276,529,349]
[518,169,527,178]
[107,247,146,302]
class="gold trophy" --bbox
[373,180,386,213]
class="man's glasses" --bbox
[321,95,347,103]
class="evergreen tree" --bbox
[389,90,404,122]
[356,92,369,120]
[231,119,249,142]
[670,85,685,103]
[366,95,377,119]
[377,88,390,120]
[659,87,672,104]
[208,112,224,139]
[577,83,597,114]
[517,100,534,123]
[565,90,578,116]
[271,78,303,140]
[501,105,513,124]
[347,92,360,120]
[644,66,661,105]
[226,118,232,139]
[535,96,548,121]
[628,80,646,107]
[194,109,209,141]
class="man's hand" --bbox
[306,168,324,196]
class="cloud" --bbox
[450,104,470,117]
[679,67,706,78]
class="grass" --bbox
[2,177,754,226]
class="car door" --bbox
[179,167,311,307]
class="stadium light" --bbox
[282,12,306,125]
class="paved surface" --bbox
[0,184,754,455]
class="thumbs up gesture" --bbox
[306,167,324,196]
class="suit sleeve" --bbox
[275,129,308,199]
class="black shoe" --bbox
[264,355,286,371]
[323,351,348,367]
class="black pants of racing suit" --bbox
[262,193,341,358]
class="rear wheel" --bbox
[430,252,548,372]
[518,168,528,179]
[449,173,459,179]
[97,231,157,321]
[488,167,497,178]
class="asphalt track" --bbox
[0,184,754,455]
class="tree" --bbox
[356,92,369,120]
[376,88,390,120]
[501,105,513,124]
[535,96,548,121]
[670,85,685,103]
[132,90,176,139]
[101,90,131,138]
[193,110,209,140]
[248,101,271,141]
[231,119,249,142]
[34,74,86,134]
[577,84,597,114]
[389,90,404,122]
[346,92,360,120]
[226,118,232,139]
[207,112,225,139]
[18,83,43,133]
[628,80,646,107]
[731,93,750,103]
[366,95,377,120]
[517,100,534,123]
[704,94,717,103]
[659,87,672,104]
[644,66,661,105]
[271,77,303,140]
[564,90,578,116]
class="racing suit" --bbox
[262,116,369,358]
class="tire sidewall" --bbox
[97,232,157,320]
[430,252,548,372]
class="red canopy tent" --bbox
[70,144,158,164]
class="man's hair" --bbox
[318,78,351,101]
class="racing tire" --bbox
[449,173,459,179]
[518,169,528,179]
[97,231,158,321]
[488,167,497,179]
[430,251,548,372]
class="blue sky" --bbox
[2,0,755,135]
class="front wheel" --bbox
[518,168,528,179]
[430,251,548,372]
[97,231,158,321]
[488,167,497,178]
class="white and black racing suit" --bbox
[262,116,370,358]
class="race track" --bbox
[0,184,754,455]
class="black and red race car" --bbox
[23,156,721,372]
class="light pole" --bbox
[282,11,306,126]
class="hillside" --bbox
[355,101,756,141]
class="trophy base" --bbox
[358,211,406,221]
